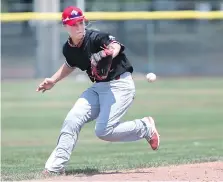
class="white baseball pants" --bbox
[45,72,152,172]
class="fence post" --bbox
[34,0,60,78]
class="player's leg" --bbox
[44,88,99,173]
[94,72,159,149]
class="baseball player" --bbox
[36,6,160,175]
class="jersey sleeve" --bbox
[95,32,125,53]
[62,43,76,68]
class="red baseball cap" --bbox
[62,6,86,26]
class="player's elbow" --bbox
[113,43,121,52]
[112,43,121,57]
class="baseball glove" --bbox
[90,46,113,80]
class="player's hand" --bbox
[90,46,113,67]
[36,78,56,93]
[90,46,113,80]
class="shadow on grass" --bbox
[66,167,100,176]
[65,167,151,176]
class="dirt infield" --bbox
[28,162,223,182]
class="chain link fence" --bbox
[1,0,223,79]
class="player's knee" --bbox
[95,125,113,141]
[61,112,85,134]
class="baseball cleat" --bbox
[145,117,160,150]
[42,169,65,177]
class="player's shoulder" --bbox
[86,29,114,40]
[62,40,69,54]
[86,28,109,35]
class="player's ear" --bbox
[82,20,87,28]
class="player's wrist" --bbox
[100,48,113,57]
[50,77,58,85]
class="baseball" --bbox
[146,73,156,82]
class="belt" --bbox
[95,75,120,83]
[114,75,120,80]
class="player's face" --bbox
[64,21,85,38]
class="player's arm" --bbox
[99,33,125,60]
[91,34,123,64]
[36,63,75,93]
[52,42,77,83]
[51,63,75,83]
[90,33,124,80]
[106,42,121,59]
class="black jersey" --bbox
[62,29,133,82]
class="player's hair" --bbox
[85,20,100,31]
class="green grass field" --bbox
[2,77,223,181]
